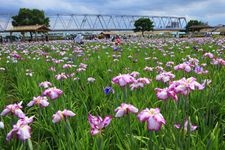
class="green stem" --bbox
[123,86,128,102]
[27,138,33,150]
[127,115,131,134]
[184,94,190,119]
[127,115,136,149]
[65,119,72,135]
[148,132,152,149]
[97,134,103,150]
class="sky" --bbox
[0,0,225,26]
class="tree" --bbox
[186,20,206,32]
[134,18,154,37]
[12,8,50,40]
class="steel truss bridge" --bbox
[0,14,187,32]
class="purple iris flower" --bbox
[104,86,114,95]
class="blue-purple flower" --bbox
[104,86,114,95]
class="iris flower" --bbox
[88,114,112,135]
[42,87,63,100]
[6,116,34,141]
[174,119,197,132]
[112,74,136,87]
[1,101,25,119]
[52,109,76,123]
[27,96,49,107]
[39,81,52,88]
[137,108,166,131]
[115,103,138,117]
[104,86,114,95]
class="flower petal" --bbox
[102,116,112,127]
[17,125,31,140]
[91,128,100,135]
[147,116,162,131]
[137,109,150,122]
[115,109,125,117]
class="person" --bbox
[0,36,3,44]
[111,36,115,42]
[41,35,45,42]
[45,34,49,41]
[74,34,84,44]
[115,35,121,45]
[112,35,122,52]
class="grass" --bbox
[0,37,225,149]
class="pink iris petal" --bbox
[174,124,181,129]
[184,65,191,72]
[112,74,136,87]
[137,109,151,122]
[137,77,151,84]
[15,109,25,118]
[102,116,112,127]
[91,128,101,135]
[130,82,144,90]
[6,116,34,141]
[88,114,102,128]
[170,77,205,95]
[52,109,76,123]
[52,112,63,123]
[174,119,197,132]
[184,120,198,131]
[138,108,165,131]
[167,90,178,101]
[118,78,127,86]
[156,89,168,100]
[39,81,52,88]
[155,88,178,101]
[17,125,31,140]
[130,77,151,90]
[6,128,17,141]
[1,101,25,118]
[115,103,139,117]
[0,121,4,129]
[193,82,205,90]
[64,110,76,116]
[156,72,175,83]
[115,109,125,117]
[40,99,49,107]
[154,113,166,124]
[130,71,140,78]
[128,105,139,113]
[174,63,192,72]
[55,73,68,80]
[42,87,63,100]
[27,101,35,107]
[18,116,34,125]
[1,108,11,116]
[88,114,112,135]
[147,116,162,131]
[27,96,49,107]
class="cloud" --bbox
[0,0,224,25]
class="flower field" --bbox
[0,37,225,149]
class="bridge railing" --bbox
[0,14,187,32]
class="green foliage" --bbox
[12,8,49,27]
[134,18,154,36]
[0,38,225,149]
[186,20,206,32]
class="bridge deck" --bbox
[0,14,187,32]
